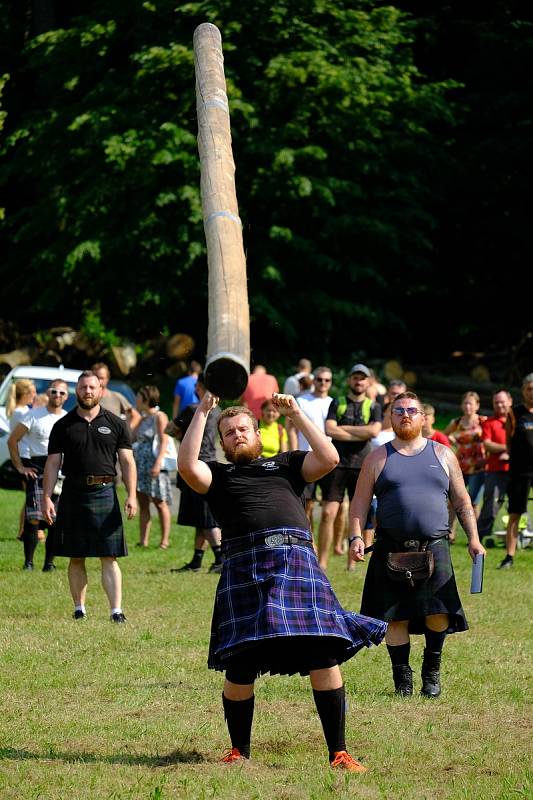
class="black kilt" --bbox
[360,534,468,635]
[177,475,218,529]
[208,527,387,676]
[53,480,127,558]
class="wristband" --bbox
[348,536,363,546]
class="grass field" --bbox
[0,485,531,800]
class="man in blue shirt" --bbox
[172,360,202,419]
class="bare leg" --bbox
[505,512,521,557]
[152,497,171,548]
[137,492,151,546]
[333,500,348,555]
[425,613,449,632]
[68,558,88,606]
[223,678,254,701]
[100,557,122,610]
[201,527,221,547]
[309,665,343,691]
[318,500,340,570]
[385,619,410,646]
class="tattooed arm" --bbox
[436,444,486,560]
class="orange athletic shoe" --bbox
[221,747,247,764]
[330,751,368,773]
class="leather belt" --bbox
[224,533,312,553]
[85,475,115,486]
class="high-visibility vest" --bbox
[336,396,373,424]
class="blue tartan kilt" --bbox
[360,534,468,635]
[208,527,387,674]
[54,480,127,558]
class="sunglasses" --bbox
[50,389,68,396]
[315,377,332,383]
[392,407,422,417]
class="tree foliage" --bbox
[0,1,529,362]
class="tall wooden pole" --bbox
[193,22,250,398]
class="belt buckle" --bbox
[265,533,284,547]
[403,539,419,550]
[86,475,95,486]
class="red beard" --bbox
[224,438,263,464]
[394,421,423,441]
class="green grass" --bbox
[0,487,531,800]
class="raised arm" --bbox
[177,392,218,494]
[272,394,338,482]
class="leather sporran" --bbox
[386,547,434,588]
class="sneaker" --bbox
[22,562,33,571]
[208,563,223,574]
[497,555,514,570]
[110,612,127,623]
[72,610,87,620]
[42,563,56,572]
[221,747,247,764]
[170,562,201,573]
[330,751,368,773]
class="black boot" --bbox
[392,665,413,697]
[421,649,441,698]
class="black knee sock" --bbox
[44,525,55,566]
[211,545,223,565]
[387,643,411,666]
[190,549,205,568]
[425,629,446,654]
[313,686,346,761]
[23,523,39,565]
[222,694,254,758]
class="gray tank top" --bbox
[375,440,450,540]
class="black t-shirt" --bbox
[48,407,132,476]
[326,397,382,468]
[509,404,533,476]
[205,451,309,540]
[175,404,221,462]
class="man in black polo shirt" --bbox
[317,363,382,570]
[178,390,386,771]
[42,371,137,622]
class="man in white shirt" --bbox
[283,358,313,398]
[287,367,333,528]
[8,379,69,571]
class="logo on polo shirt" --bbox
[98,426,112,434]
[261,461,279,471]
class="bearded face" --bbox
[219,414,263,465]
[391,405,425,441]
[76,378,102,410]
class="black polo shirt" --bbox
[48,407,132,476]
[205,451,309,540]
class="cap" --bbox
[349,363,371,377]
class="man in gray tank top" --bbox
[348,392,485,698]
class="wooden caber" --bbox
[193,22,250,398]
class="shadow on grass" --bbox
[0,746,204,766]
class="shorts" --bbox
[302,475,329,502]
[320,466,360,503]
[506,473,533,515]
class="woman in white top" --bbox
[6,379,36,537]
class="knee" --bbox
[320,505,338,524]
